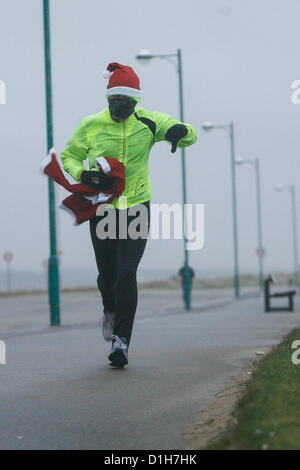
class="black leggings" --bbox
[89,201,150,344]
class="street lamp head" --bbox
[235,157,255,166]
[136,49,153,65]
[275,184,293,193]
[202,121,214,132]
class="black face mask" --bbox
[108,96,137,122]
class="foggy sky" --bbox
[0,0,300,278]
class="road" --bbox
[0,289,299,449]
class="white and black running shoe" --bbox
[108,335,128,367]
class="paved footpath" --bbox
[0,289,299,450]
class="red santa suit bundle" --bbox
[41,149,125,225]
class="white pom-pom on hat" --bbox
[102,70,113,79]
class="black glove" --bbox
[81,170,112,190]
[165,124,188,153]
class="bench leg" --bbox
[264,284,271,313]
[288,295,294,312]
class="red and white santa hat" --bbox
[102,62,141,99]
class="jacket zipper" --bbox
[122,121,126,165]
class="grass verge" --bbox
[205,327,300,450]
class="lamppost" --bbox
[275,184,299,291]
[236,158,264,289]
[43,0,60,325]
[202,121,240,298]
[136,49,191,309]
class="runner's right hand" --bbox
[81,170,112,190]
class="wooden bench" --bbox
[264,275,296,313]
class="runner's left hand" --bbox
[165,124,188,153]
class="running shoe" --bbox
[108,335,128,367]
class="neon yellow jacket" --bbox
[60,107,197,209]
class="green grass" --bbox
[205,328,300,450]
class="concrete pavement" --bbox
[0,289,299,449]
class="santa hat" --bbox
[102,62,141,99]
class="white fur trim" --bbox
[84,193,112,205]
[40,147,56,174]
[40,148,79,185]
[59,202,79,226]
[102,70,113,79]
[106,86,141,98]
[95,157,111,175]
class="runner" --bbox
[60,62,197,367]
